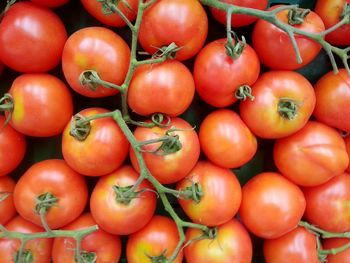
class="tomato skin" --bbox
[62,108,129,177]
[274,121,349,187]
[31,0,70,8]
[199,109,257,168]
[239,172,306,239]
[128,60,195,116]
[0,2,67,73]
[90,166,157,235]
[52,213,122,263]
[176,161,242,226]
[126,215,183,263]
[194,38,260,107]
[252,5,325,70]
[240,71,316,139]
[138,0,208,61]
[263,227,318,263]
[323,238,350,263]
[62,27,130,98]
[184,219,252,263]
[0,176,16,225]
[14,159,88,229]
[346,136,350,173]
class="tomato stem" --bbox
[299,221,350,239]
[79,70,123,92]
[235,85,255,101]
[287,7,310,25]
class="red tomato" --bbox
[128,60,195,116]
[130,117,200,184]
[303,173,350,232]
[184,219,252,263]
[313,69,350,133]
[346,136,350,173]
[52,213,122,263]
[194,38,260,107]
[252,5,325,70]
[211,0,269,27]
[0,116,26,176]
[31,0,70,8]
[62,108,129,177]
[0,216,52,263]
[81,0,138,27]
[274,121,349,187]
[176,161,242,226]
[263,227,318,263]
[199,109,257,168]
[0,61,4,75]
[5,74,73,137]
[239,172,306,239]
[240,71,316,139]
[315,0,350,46]
[126,215,183,263]
[0,2,67,73]
[138,0,208,61]
[62,27,130,98]
[0,176,16,225]
[14,159,88,229]
[323,238,350,263]
[90,165,157,235]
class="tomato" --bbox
[303,173,350,232]
[31,0,70,8]
[313,69,350,133]
[62,27,130,98]
[0,176,16,225]
[239,172,306,239]
[90,165,157,235]
[62,108,129,177]
[81,0,138,27]
[0,61,4,75]
[138,0,208,61]
[0,116,26,176]
[184,219,252,263]
[252,5,325,70]
[315,0,350,46]
[240,71,316,139]
[210,0,269,27]
[130,117,200,184]
[176,161,241,226]
[14,159,88,229]
[126,215,183,263]
[0,216,52,263]
[323,238,350,263]
[128,60,195,116]
[0,2,67,73]
[194,38,260,107]
[346,136,350,173]
[274,121,349,187]
[52,213,122,263]
[263,227,318,263]
[199,109,257,168]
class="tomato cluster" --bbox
[1,0,350,263]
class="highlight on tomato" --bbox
[0,175,16,225]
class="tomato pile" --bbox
[0,0,350,262]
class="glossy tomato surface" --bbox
[31,0,70,8]
[0,175,16,225]
[323,238,350,263]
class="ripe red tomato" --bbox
[346,136,350,173]
[130,117,200,184]
[199,109,257,168]
[14,159,88,229]
[90,165,157,235]
[126,215,183,263]
[239,172,306,239]
[240,71,316,139]
[52,213,122,263]
[210,0,269,27]
[0,2,67,73]
[313,69,350,133]
[0,216,53,263]
[5,74,73,137]
[184,219,252,263]
[252,5,325,70]
[81,0,138,27]
[274,121,349,187]
[31,0,70,8]
[62,27,130,98]
[323,238,350,263]
[0,176,16,225]
[176,161,242,226]
[138,0,208,61]
[263,227,318,263]
[194,38,260,107]
[0,116,26,176]
[62,108,129,177]
[128,60,195,116]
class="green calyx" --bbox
[69,114,91,141]
[148,250,168,263]
[278,98,300,120]
[35,192,58,215]
[14,250,33,263]
[79,70,101,91]
[181,182,204,204]
[113,185,139,205]
[287,8,310,25]
[152,42,181,60]
[225,34,246,59]
[235,85,255,101]
[76,251,97,263]
[341,2,350,23]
